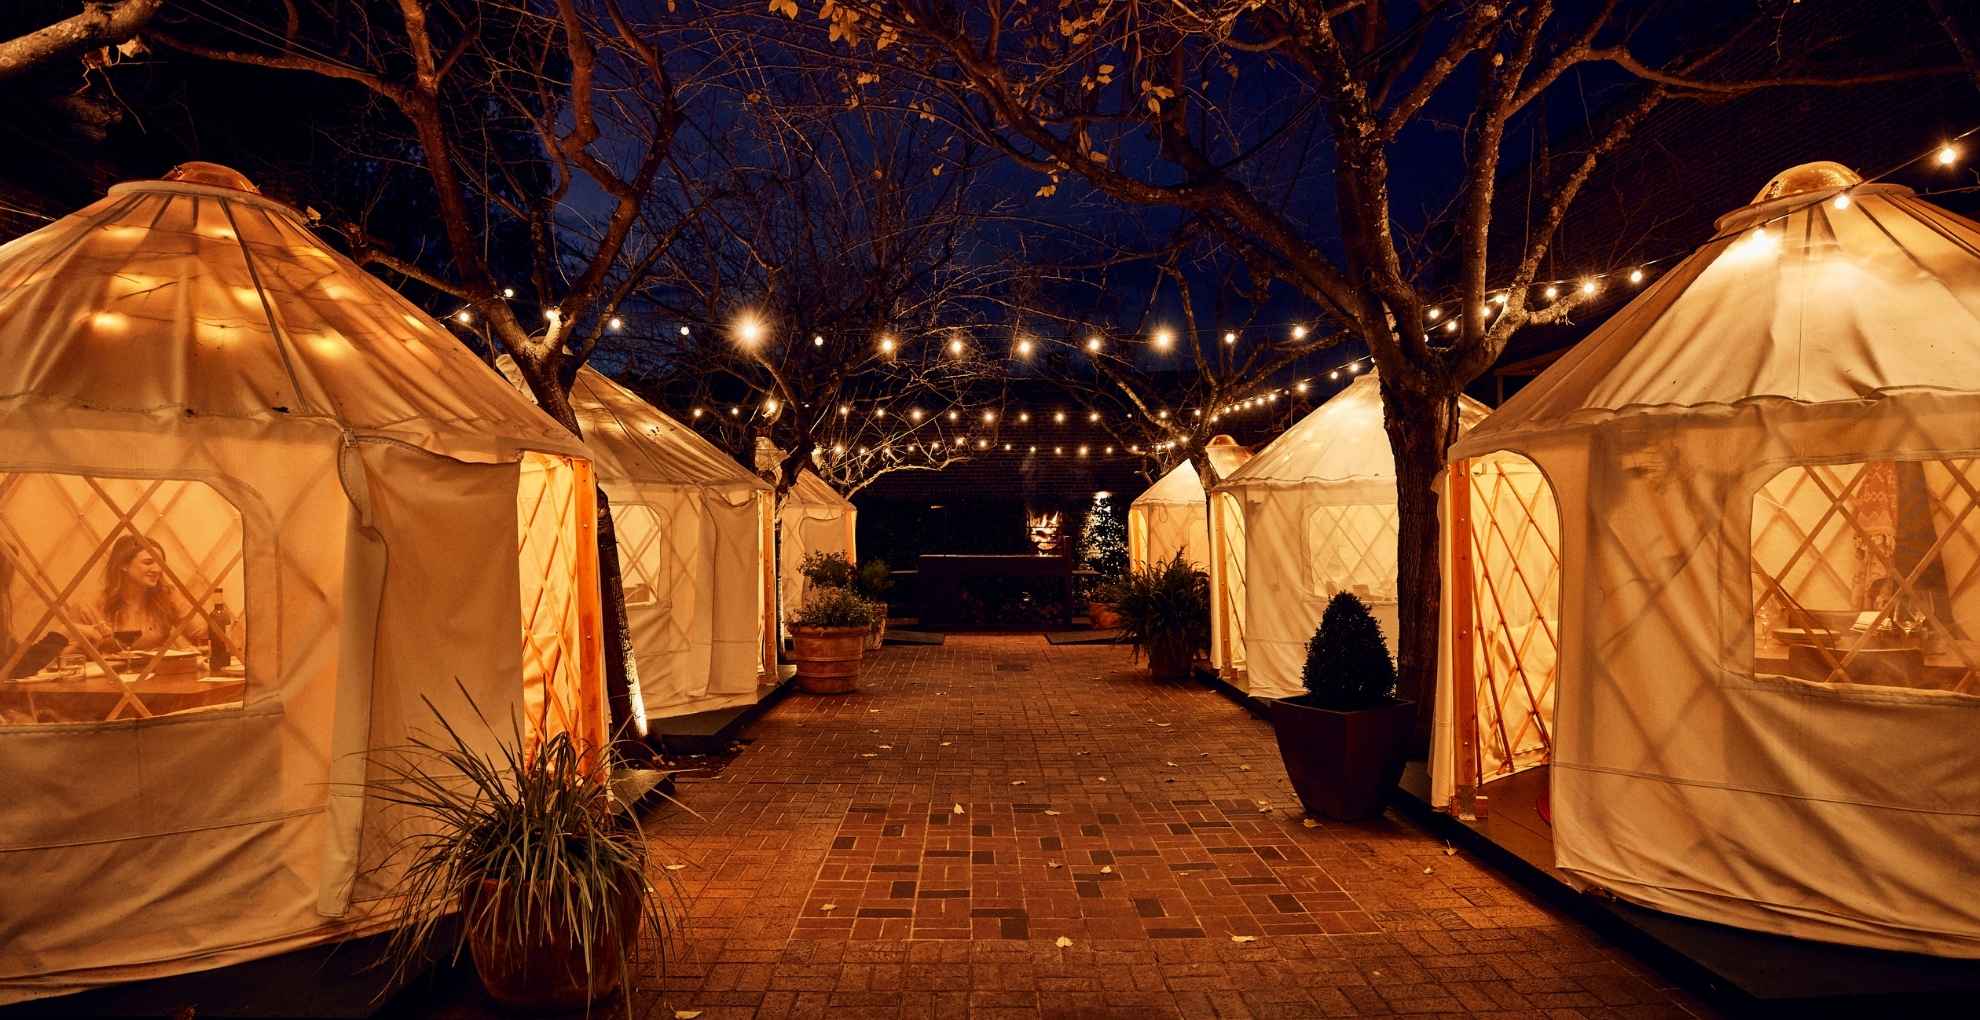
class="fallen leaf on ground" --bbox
[1165,761,1179,767]
[1156,722,1171,728]
[1096,777,1108,782]
[1047,860,1062,869]
[675,1011,703,1019]
[1444,844,1457,856]
[1302,818,1318,829]
[878,744,892,749]
[869,709,879,713]
[1044,810,1062,816]
[664,863,688,871]
[1010,780,1026,786]
[1238,765,1252,772]
[1230,935,1258,943]
[860,753,877,758]
[953,803,965,814]
[941,741,953,746]
[820,903,837,912]
[1100,865,1113,874]
[1055,936,1074,948]
[1423,867,1433,874]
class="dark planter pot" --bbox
[791,625,867,694]
[1143,638,1194,681]
[466,876,640,1011]
[1265,697,1414,821]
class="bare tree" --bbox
[149,0,702,748]
[618,29,1020,501]
[789,0,1965,745]
[0,0,163,80]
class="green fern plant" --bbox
[1299,592,1397,710]
[1114,552,1210,664]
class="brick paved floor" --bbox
[618,635,1712,1019]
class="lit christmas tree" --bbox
[1079,491,1129,577]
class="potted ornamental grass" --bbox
[789,586,876,694]
[372,696,675,1014]
[1266,592,1412,821]
[1115,552,1210,681]
[856,558,893,650]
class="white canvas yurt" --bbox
[549,366,777,720]
[1432,161,1980,957]
[0,164,609,1002]
[1201,437,1256,675]
[757,442,857,635]
[1128,460,1211,572]
[1216,374,1489,697]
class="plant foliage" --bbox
[369,691,675,1016]
[1300,592,1398,710]
[793,585,877,628]
[855,558,893,601]
[798,550,858,591]
[1114,551,1209,663]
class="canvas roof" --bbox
[1202,435,1253,483]
[505,362,768,494]
[1225,373,1490,489]
[785,466,854,510]
[0,162,584,464]
[1454,161,1980,458]
[1132,460,1205,507]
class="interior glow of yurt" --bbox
[1201,436,1255,676]
[1431,160,1980,957]
[771,457,857,635]
[537,365,777,720]
[1216,374,1489,698]
[1128,459,1211,572]
[0,164,608,1002]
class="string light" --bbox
[1053,410,1067,424]
[1426,307,1442,321]
[981,410,996,424]
[1015,337,1034,358]
[813,334,825,347]
[1087,410,1101,423]
[502,287,515,299]
[909,408,924,422]
[691,407,704,418]
[1833,192,1852,210]
[763,397,780,414]
[735,313,765,346]
[1018,411,1031,423]
[608,316,623,331]
[1223,331,1236,345]
[455,309,473,324]
[1579,278,1598,296]
[878,336,897,355]
[679,325,691,336]
[1291,325,1307,339]
[1152,329,1174,351]
[1543,285,1558,300]
[1938,143,1960,166]
[946,409,959,422]
[1628,268,1644,284]
[1086,336,1103,353]
[839,404,852,415]
[948,337,966,356]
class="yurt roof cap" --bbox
[1132,459,1205,507]
[1224,372,1489,489]
[0,162,586,463]
[1451,159,1978,459]
[1202,434,1253,482]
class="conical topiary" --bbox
[1299,592,1397,710]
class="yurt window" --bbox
[1303,502,1400,603]
[1750,459,1980,697]
[0,472,248,727]
[515,452,605,749]
[1448,451,1562,782]
[612,502,666,609]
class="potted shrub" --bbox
[797,549,857,595]
[856,558,893,649]
[1266,592,1411,821]
[1086,575,1126,630]
[789,586,876,694]
[373,699,672,1013]
[1115,552,1210,680]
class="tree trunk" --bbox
[1380,379,1459,756]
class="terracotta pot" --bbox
[1143,637,1194,681]
[465,876,640,1011]
[1087,601,1122,630]
[792,624,866,694]
[1266,697,1413,821]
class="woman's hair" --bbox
[101,534,178,628]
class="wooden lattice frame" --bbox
[1750,458,1980,694]
[515,454,605,754]
[0,471,244,723]
[611,502,666,608]
[1449,454,1563,802]
[1304,502,1401,601]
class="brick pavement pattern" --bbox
[635,635,1708,1019]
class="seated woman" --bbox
[70,534,209,652]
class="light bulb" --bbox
[1015,338,1033,357]
[878,336,896,354]
[679,325,691,335]
[608,316,623,331]
[501,287,515,299]
[813,334,825,347]
[1085,336,1102,353]
[982,410,996,424]
[1580,279,1598,296]
[763,398,780,413]
[1291,325,1307,339]
[735,314,765,345]
[1543,285,1558,300]
[1018,411,1030,423]
[1427,307,1442,321]
[691,407,704,418]
[1152,329,1173,351]
[1087,411,1100,422]
[1938,144,1959,166]
[839,404,851,415]
[946,409,959,422]
[1329,370,1340,380]
[1832,192,1852,210]
[1295,381,1308,394]
[1492,293,1507,305]
[1628,268,1644,284]
[1347,362,1361,373]
[455,309,473,324]
[1222,331,1236,345]
[948,337,965,356]
[909,408,923,422]
[1053,411,1066,424]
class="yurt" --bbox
[757,441,857,636]
[1128,460,1210,572]
[1216,373,1489,697]
[0,164,609,1002]
[1432,161,1980,956]
[1202,436,1255,676]
[531,365,777,720]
